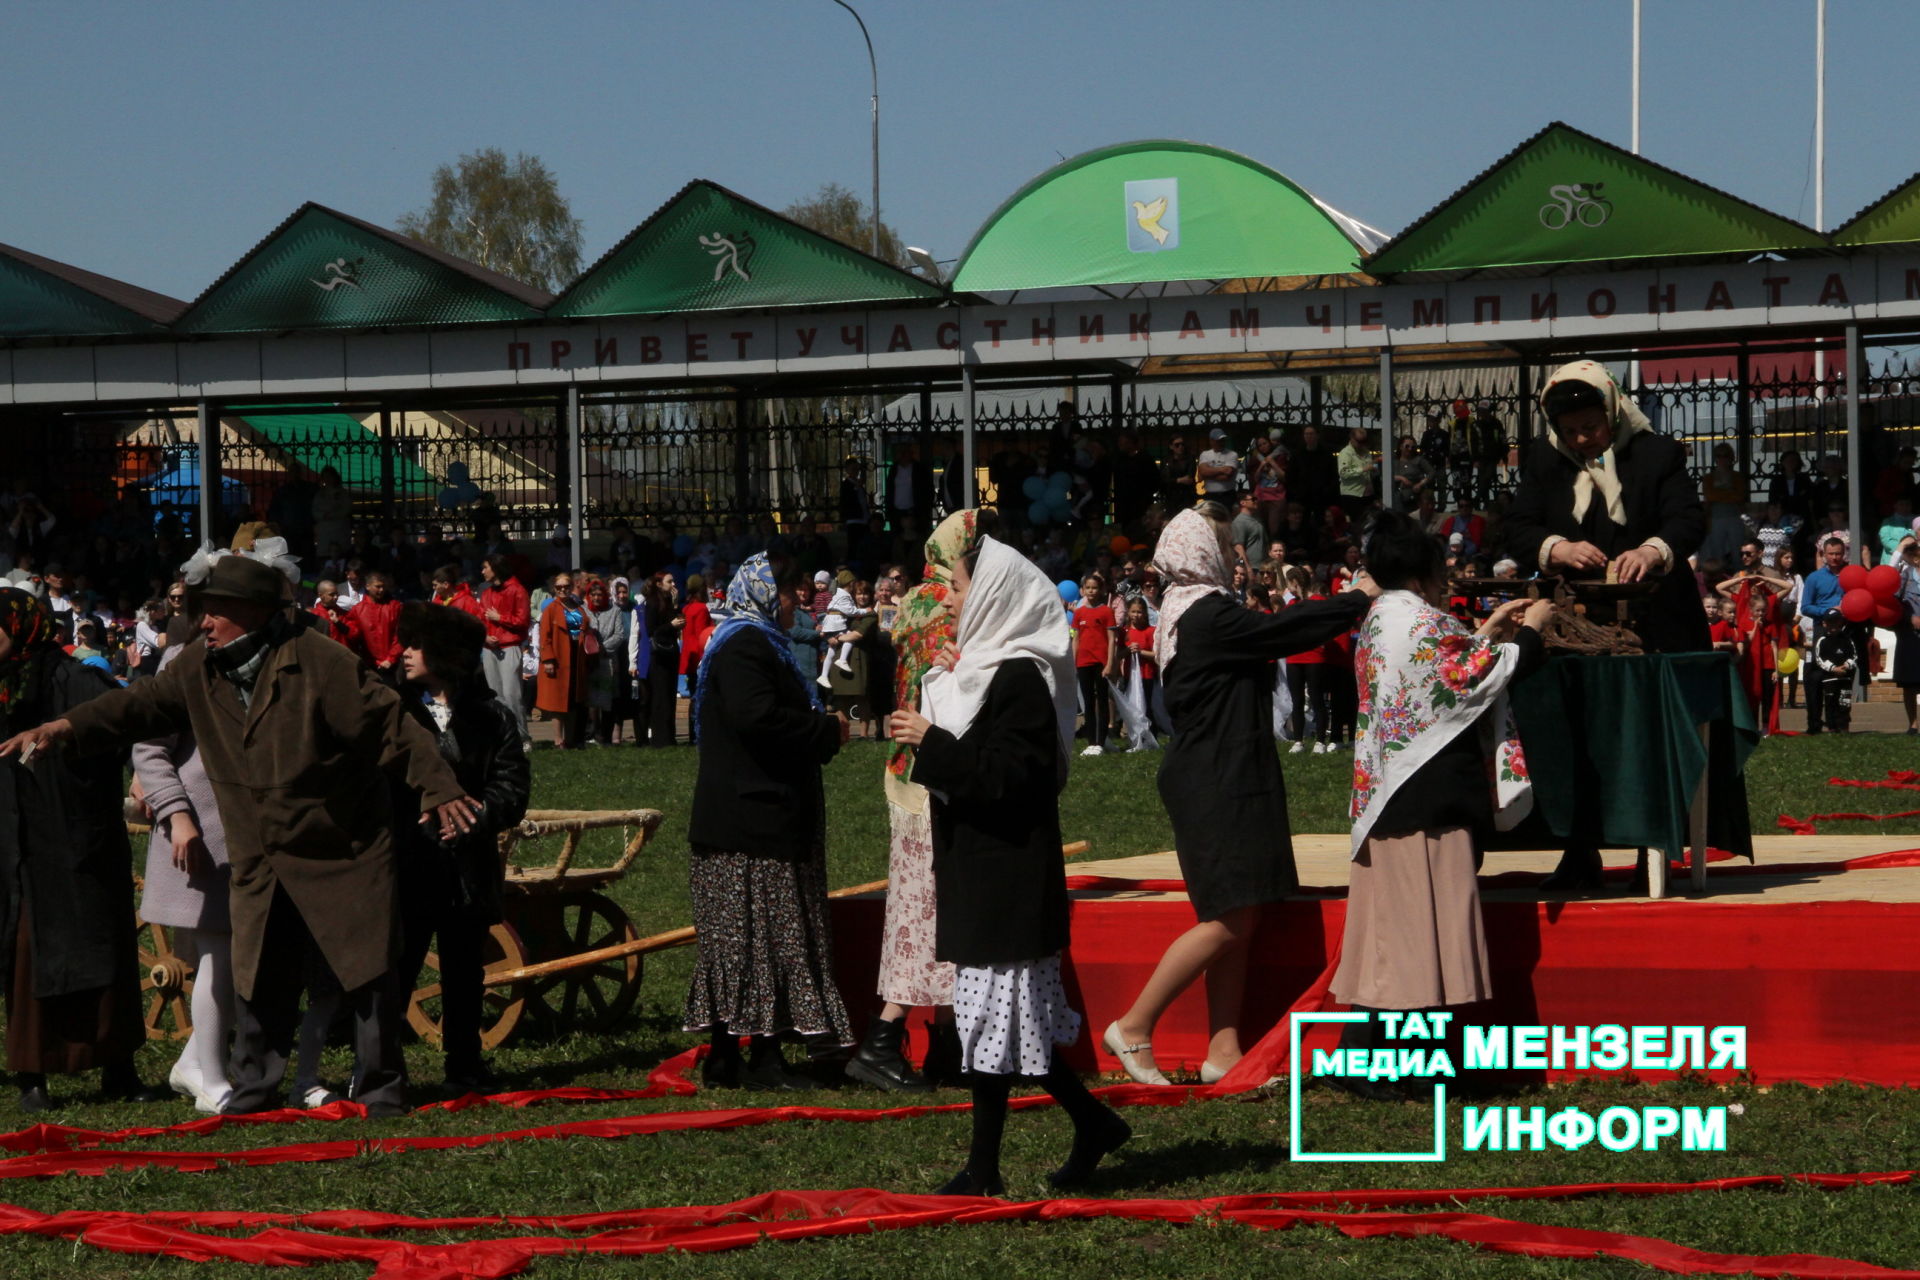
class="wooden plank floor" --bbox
[1066,834,1920,905]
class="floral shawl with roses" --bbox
[1348,589,1532,855]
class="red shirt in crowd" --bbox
[478,576,531,648]
[350,596,404,668]
[1284,594,1327,664]
[308,604,358,648]
[1709,619,1742,651]
[1073,601,1116,668]
[1125,624,1157,680]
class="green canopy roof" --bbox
[0,242,185,338]
[1366,122,1825,278]
[238,413,435,491]
[550,180,943,318]
[177,205,553,335]
[1830,173,1920,247]
[950,140,1368,293]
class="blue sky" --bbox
[4,0,1915,301]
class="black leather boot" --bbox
[920,1020,966,1088]
[845,1016,929,1092]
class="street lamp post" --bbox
[831,0,880,259]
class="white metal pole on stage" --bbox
[566,386,584,569]
[196,399,214,545]
[1378,349,1395,507]
[1814,0,1828,392]
[1631,0,1642,154]
[960,360,977,508]
[1844,324,1862,559]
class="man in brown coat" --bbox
[0,556,478,1116]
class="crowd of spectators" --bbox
[3,407,1916,742]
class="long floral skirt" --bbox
[1331,825,1491,1010]
[683,844,855,1044]
[877,802,955,1007]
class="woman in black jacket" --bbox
[685,553,853,1090]
[1502,360,1708,890]
[641,573,682,746]
[0,588,164,1110]
[1107,505,1376,1087]
[890,536,1129,1196]
[394,603,531,1093]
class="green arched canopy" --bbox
[951,140,1367,292]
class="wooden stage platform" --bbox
[833,833,1920,1087]
[1063,833,1920,905]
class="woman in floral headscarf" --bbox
[685,554,854,1090]
[845,509,997,1093]
[0,588,164,1111]
[1104,504,1376,1087]
[1329,510,1550,1098]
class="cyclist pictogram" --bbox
[1539,182,1613,230]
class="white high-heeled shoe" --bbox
[1198,1060,1231,1085]
[1103,1021,1170,1086]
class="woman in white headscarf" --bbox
[1504,359,1708,890]
[1105,504,1376,1087]
[889,536,1129,1197]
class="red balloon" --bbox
[1867,564,1902,601]
[1837,564,1870,593]
[1840,588,1876,623]
[1875,602,1903,630]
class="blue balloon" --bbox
[672,534,694,558]
[1046,471,1072,494]
[1022,475,1047,501]
[436,489,460,508]
[1048,493,1073,519]
[1028,499,1052,526]
[1056,580,1080,604]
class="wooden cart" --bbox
[134,807,664,1050]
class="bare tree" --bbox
[782,182,908,267]
[398,148,584,292]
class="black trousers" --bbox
[1076,665,1110,748]
[646,660,679,745]
[1804,664,1827,734]
[397,857,488,1072]
[227,883,405,1114]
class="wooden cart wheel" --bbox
[407,922,530,1050]
[524,893,641,1032]
[135,917,195,1042]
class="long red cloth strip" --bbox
[7,1186,1920,1280]
[3,1171,1905,1235]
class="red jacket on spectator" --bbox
[433,583,487,620]
[350,597,403,669]
[308,604,358,648]
[477,577,530,648]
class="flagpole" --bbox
[1814,0,1827,396]
[1631,0,1641,154]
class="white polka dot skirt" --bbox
[951,954,1083,1077]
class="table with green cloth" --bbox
[1505,652,1759,896]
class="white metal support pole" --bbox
[1814,0,1828,392]
[1845,324,1862,557]
[960,359,977,508]
[1631,0,1642,154]
[196,399,215,546]
[1377,349,1395,507]
[567,386,584,569]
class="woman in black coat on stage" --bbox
[393,603,530,1093]
[890,536,1129,1196]
[1106,505,1378,1086]
[684,554,854,1089]
[1502,359,1709,888]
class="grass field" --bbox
[3,732,1918,1277]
